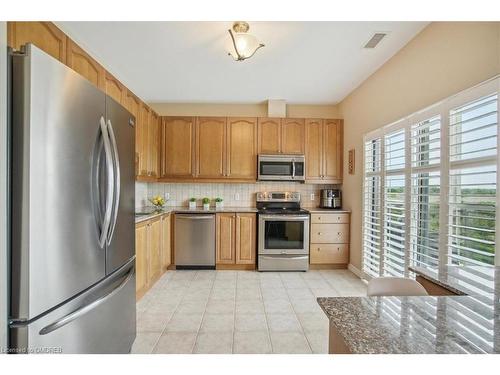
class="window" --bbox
[362,78,499,279]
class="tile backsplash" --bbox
[136,182,339,209]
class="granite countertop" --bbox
[306,208,351,213]
[318,265,500,353]
[135,206,258,223]
[318,295,500,354]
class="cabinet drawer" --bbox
[310,244,349,264]
[310,223,349,243]
[311,213,349,224]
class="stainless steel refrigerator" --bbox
[8,44,136,354]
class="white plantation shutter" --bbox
[362,78,499,279]
[410,171,441,268]
[448,93,498,267]
[448,166,496,266]
[409,115,442,269]
[363,138,382,277]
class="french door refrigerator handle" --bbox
[98,116,114,248]
[106,119,120,245]
[38,259,135,336]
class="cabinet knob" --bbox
[318,232,322,235]
[318,216,321,220]
[317,247,321,251]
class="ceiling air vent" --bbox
[363,33,387,49]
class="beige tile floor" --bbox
[132,269,367,354]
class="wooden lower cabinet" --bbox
[216,213,256,269]
[148,217,162,285]
[135,221,149,298]
[309,213,350,267]
[135,213,171,300]
[161,214,172,271]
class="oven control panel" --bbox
[256,191,301,202]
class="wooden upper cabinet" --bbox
[138,104,151,177]
[124,91,142,176]
[216,213,236,264]
[196,117,226,179]
[8,22,67,63]
[258,118,305,154]
[305,119,324,182]
[226,117,257,180]
[281,118,305,154]
[323,119,343,182]
[258,118,281,154]
[305,118,343,183]
[161,117,196,178]
[104,71,126,105]
[235,214,256,265]
[66,38,105,89]
[149,112,160,178]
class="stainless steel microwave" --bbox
[257,154,305,181]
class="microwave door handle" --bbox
[292,162,296,179]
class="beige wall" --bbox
[339,22,500,272]
[149,102,340,118]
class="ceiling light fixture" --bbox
[227,21,265,62]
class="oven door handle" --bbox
[259,214,310,220]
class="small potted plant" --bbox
[202,197,210,211]
[215,197,224,210]
[188,197,197,209]
[149,195,166,211]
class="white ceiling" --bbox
[56,22,428,104]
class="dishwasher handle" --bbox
[176,215,214,220]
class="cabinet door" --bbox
[124,91,142,176]
[216,213,236,264]
[149,112,160,177]
[66,38,105,89]
[8,22,67,63]
[161,117,196,178]
[104,71,126,105]
[138,104,151,177]
[161,214,171,271]
[135,222,149,297]
[227,117,257,180]
[305,119,323,182]
[235,213,256,265]
[323,119,343,182]
[281,118,305,154]
[196,117,226,178]
[148,218,162,284]
[258,118,281,154]
[310,244,349,264]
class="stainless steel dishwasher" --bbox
[174,214,216,269]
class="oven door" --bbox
[258,215,310,255]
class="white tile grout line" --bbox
[281,272,314,354]
[258,272,275,354]
[190,271,215,354]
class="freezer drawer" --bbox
[9,258,136,354]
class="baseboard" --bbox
[347,263,363,278]
[309,264,347,270]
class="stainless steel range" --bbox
[257,192,310,271]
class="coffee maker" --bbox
[320,189,342,209]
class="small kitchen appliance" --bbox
[320,189,342,209]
